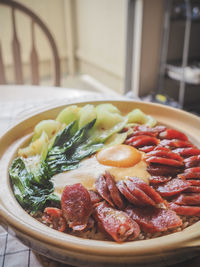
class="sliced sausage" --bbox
[126,206,182,233]
[61,183,92,231]
[155,178,191,197]
[94,202,140,242]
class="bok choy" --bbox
[9,119,104,213]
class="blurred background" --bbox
[0,0,200,113]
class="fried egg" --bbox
[52,144,150,197]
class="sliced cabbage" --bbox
[95,103,124,130]
[95,103,120,114]
[56,105,80,125]
[104,132,127,147]
[127,108,157,127]
[88,103,128,143]
[145,115,157,127]
[91,119,127,143]
[78,104,96,129]
[32,120,62,141]
[127,109,147,124]
[18,131,49,159]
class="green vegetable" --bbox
[90,118,127,144]
[18,131,49,159]
[56,105,80,125]
[32,120,62,141]
[45,119,103,177]
[9,157,59,214]
[95,103,120,114]
[88,103,128,143]
[95,103,123,130]
[104,132,127,147]
[127,108,157,127]
[9,119,104,213]
[145,115,157,127]
[78,104,96,129]
[127,109,147,124]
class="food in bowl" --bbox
[9,103,200,243]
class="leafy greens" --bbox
[9,119,104,214]
[9,157,58,214]
[44,119,104,177]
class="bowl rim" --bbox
[0,99,200,258]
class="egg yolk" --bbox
[96,144,142,168]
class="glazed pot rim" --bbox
[0,99,200,258]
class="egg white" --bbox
[52,153,150,198]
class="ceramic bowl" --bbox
[0,100,200,267]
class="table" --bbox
[0,85,200,267]
[0,85,121,136]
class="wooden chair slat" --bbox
[1,0,60,86]
[0,42,7,84]
[30,21,39,85]
[12,7,23,84]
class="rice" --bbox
[36,213,200,242]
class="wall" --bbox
[74,0,126,93]
[139,0,164,96]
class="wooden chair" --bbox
[0,0,60,86]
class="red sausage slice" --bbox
[170,202,200,216]
[155,178,191,197]
[185,186,200,193]
[173,148,200,158]
[128,177,164,204]
[117,181,142,206]
[173,193,200,206]
[61,183,92,231]
[95,172,125,209]
[125,179,156,206]
[146,150,183,162]
[42,207,67,232]
[139,146,156,153]
[126,206,182,233]
[159,129,188,141]
[159,139,194,149]
[125,135,159,147]
[178,167,200,180]
[131,130,157,137]
[154,146,171,152]
[149,176,172,185]
[187,180,200,186]
[184,155,200,168]
[88,190,102,205]
[146,156,183,167]
[104,172,125,209]
[147,164,181,176]
[95,174,114,207]
[134,125,166,136]
[94,202,140,242]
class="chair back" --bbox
[0,0,60,86]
